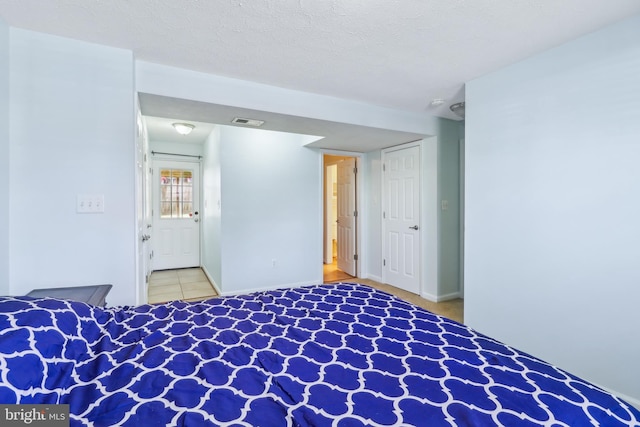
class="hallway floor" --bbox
[148,268,217,304]
[323,259,354,282]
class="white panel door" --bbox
[337,158,356,276]
[152,160,200,270]
[383,145,420,294]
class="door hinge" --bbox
[354,254,358,261]
[383,211,386,219]
[383,259,386,266]
[353,167,357,174]
[382,163,386,172]
[354,210,358,217]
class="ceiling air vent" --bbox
[231,117,265,127]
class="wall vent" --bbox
[232,117,265,127]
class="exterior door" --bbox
[152,160,201,270]
[383,144,420,294]
[337,158,356,276]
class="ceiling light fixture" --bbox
[450,102,465,119]
[172,122,195,135]
[430,98,445,107]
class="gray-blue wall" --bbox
[465,14,640,403]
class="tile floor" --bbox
[148,268,218,304]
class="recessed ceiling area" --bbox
[139,93,426,152]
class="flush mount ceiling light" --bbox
[172,122,195,135]
[450,102,465,119]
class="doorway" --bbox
[323,154,357,282]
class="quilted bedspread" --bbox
[0,283,639,426]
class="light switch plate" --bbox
[77,194,105,213]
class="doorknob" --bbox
[409,225,419,230]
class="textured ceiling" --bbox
[1,0,639,148]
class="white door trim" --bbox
[324,164,337,264]
[459,137,465,298]
[320,150,364,279]
[134,107,147,306]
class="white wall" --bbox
[201,127,222,290]
[216,126,322,294]
[465,14,640,403]
[0,18,8,295]
[9,29,136,305]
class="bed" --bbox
[0,283,638,426]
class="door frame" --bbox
[321,150,364,279]
[459,137,465,298]
[134,106,148,306]
[380,137,439,300]
[324,163,337,264]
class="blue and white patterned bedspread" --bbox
[0,283,638,426]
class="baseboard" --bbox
[201,266,221,296]
[420,291,461,303]
[626,396,640,411]
[597,384,640,411]
[220,280,320,297]
[366,274,383,283]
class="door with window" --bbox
[152,160,200,270]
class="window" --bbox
[160,169,193,218]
